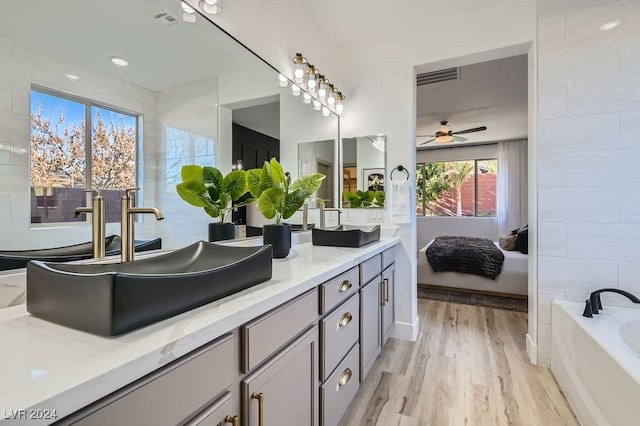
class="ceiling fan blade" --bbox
[453,135,468,142]
[452,126,487,135]
[417,134,435,138]
[420,138,435,145]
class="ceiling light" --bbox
[435,134,454,143]
[64,73,80,81]
[109,56,129,67]
[600,20,621,30]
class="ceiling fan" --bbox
[418,120,487,144]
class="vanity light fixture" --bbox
[303,92,312,104]
[292,53,307,84]
[313,100,322,111]
[335,92,345,115]
[278,74,289,87]
[306,65,318,93]
[109,56,129,67]
[181,1,197,22]
[321,106,330,117]
[291,84,301,96]
[317,75,328,100]
[199,0,221,15]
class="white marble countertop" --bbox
[0,236,398,425]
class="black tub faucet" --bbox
[583,288,640,318]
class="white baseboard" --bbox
[390,316,419,342]
[526,333,538,365]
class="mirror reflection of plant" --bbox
[248,158,325,225]
[343,190,384,208]
[176,165,253,223]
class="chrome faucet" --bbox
[74,189,106,259]
[120,188,164,262]
[319,204,341,229]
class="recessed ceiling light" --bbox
[600,20,621,31]
[109,56,129,67]
[64,73,80,81]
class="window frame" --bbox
[416,157,498,218]
[29,84,140,226]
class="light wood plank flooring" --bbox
[339,298,578,426]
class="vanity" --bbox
[0,236,398,426]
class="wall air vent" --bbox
[416,67,460,86]
[152,10,179,26]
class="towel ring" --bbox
[390,165,410,180]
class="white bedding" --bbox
[417,240,528,296]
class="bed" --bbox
[417,237,528,296]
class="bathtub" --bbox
[552,300,640,426]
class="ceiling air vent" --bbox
[152,10,179,27]
[416,67,460,86]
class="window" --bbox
[416,159,497,217]
[30,88,138,224]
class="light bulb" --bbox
[291,84,301,96]
[294,68,305,83]
[292,53,307,84]
[204,0,218,4]
[322,106,330,117]
[200,1,221,14]
[303,93,312,104]
[181,1,195,13]
[317,76,327,100]
[278,74,289,87]
[336,103,344,115]
[313,100,321,111]
[307,79,316,90]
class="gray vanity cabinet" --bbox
[241,326,319,426]
[381,263,395,346]
[359,276,381,380]
[184,391,237,426]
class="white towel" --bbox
[390,178,411,224]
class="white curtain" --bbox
[497,140,528,236]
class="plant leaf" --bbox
[181,165,203,183]
[260,161,275,189]
[176,180,207,207]
[223,170,247,200]
[203,166,223,189]
[269,158,286,186]
[282,189,307,219]
[290,173,325,196]
[204,205,220,218]
[247,169,264,198]
[257,187,283,219]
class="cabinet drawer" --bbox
[382,247,395,270]
[359,254,381,286]
[242,288,318,372]
[320,266,358,315]
[320,293,359,381]
[184,391,235,426]
[69,334,235,426]
[320,343,360,426]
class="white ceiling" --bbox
[416,54,528,149]
[233,102,280,140]
[0,0,267,91]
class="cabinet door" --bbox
[242,325,318,426]
[381,264,395,345]
[359,278,381,381]
[184,391,238,426]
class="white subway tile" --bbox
[0,59,30,90]
[0,192,10,219]
[567,223,640,261]
[11,88,29,115]
[620,187,640,223]
[0,111,29,141]
[538,324,552,360]
[567,150,640,186]
[539,15,567,52]
[620,34,640,74]
[0,165,28,191]
[538,255,618,291]
[539,187,618,223]
[539,291,566,325]
[567,73,640,116]
[538,84,567,120]
[9,191,29,220]
[10,139,28,166]
[538,0,616,18]
[537,113,618,153]
[619,262,640,297]
[539,40,618,86]
[538,223,567,257]
[620,110,640,148]
[537,153,566,188]
[0,138,10,165]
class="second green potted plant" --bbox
[176,165,253,241]
[248,158,325,258]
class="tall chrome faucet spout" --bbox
[120,188,164,262]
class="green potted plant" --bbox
[176,165,253,241]
[248,158,325,258]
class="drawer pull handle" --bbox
[384,277,389,304]
[338,312,353,328]
[338,368,353,389]
[339,280,352,292]
[251,392,264,426]
[224,415,239,426]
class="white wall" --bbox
[536,0,640,366]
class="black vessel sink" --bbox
[0,236,162,271]
[26,242,272,336]
[312,225,381,248]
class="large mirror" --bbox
[0,0,340,253]
[341,135,386,208]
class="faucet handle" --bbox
[125,187,141,197]
[84,189,103,197]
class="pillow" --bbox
[516,224,528,254]
[499,233,518,251]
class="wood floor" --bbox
[339,298,578,426]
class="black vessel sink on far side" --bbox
[0,235,162,271]
[26,242,273,336]
[312,225,381,248]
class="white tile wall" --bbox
[538,0,640,361]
